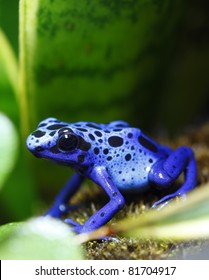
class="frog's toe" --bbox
[151,199,172,210]
[44,207,63,218]
[152,193,186,209]
[64,218,81,227]
[152,196,174,209]
[64,218,87,234]
[61,203,82,213]
[45,203,82,219]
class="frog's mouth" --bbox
[29,146,45,158]
[43,155,76,166]
[34,153,42,158]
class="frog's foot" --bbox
[64,218,83,233]
[149,146,196,209]
[45,204,80,219]
[65,218,119,241]
[152,193,186,209]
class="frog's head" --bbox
[26,118,91,166]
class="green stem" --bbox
[19,0,39,137]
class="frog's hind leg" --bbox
[44,173,84,218]
[149,146,197,208]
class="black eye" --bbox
[57,133,78,152]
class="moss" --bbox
[66,121,209,259]
[84,238,170,260]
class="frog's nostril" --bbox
[26,135,44,153]
[26,137,32,149]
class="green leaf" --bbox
[0,113,18,190]
[80,183,209,242]
[0,0,19,53]
[19,0,184,129]
[114,183,209,240]
[0,217,84,260]
[0,29,19,123]
[0,29,18,97]
[0,27,36,222]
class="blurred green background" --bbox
[0,0,209,226]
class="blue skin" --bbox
[26,118,197,234]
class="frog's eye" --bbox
[57,133,78,152]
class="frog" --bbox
[26,118,197,234]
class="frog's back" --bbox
[73,121,168,193]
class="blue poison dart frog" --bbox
[26,118,197,234]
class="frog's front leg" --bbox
[65,166,125,234]
[149,146,197,208]
[45,173,84,218]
